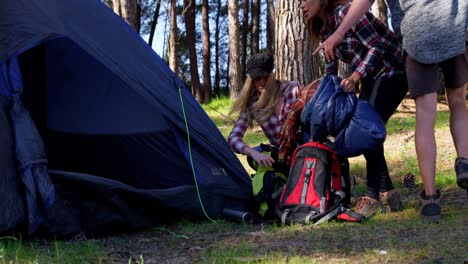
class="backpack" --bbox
[277,141,351,224]
[250,144,289,220]
[252,168,287,220]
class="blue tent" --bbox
[0,0,253,237]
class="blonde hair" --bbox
[230,73,282,126]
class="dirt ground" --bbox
[101,99,467,263]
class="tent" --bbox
[0,0,253,238]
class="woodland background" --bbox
[1,2,467,262]
[103,0,390,103]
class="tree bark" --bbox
[338,61,353,79]
[201,0,212,103]
[241,0,250,82]
[274,0,320,85]
[266,0,275,53]
[251,0,260,54]
[228,0,243,99]
[168,0,178,73]
[213,0,222,95]
[184,0,202,101]
[148,0,162,46]
[112,0,140,32]
[103,0,113,9]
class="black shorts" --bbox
[406,49,468,98]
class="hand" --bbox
[340,72,360,92]
[313,31,344,62]
[250,150,275,168]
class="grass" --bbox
[0,237,107,263]
[1,97,467,263]
[386,111,450,135]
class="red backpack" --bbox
[277,141,353,224]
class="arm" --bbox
[228,111,275,167]
[341,14,386,92]
[313,0,374,62]
[228,111,250,154]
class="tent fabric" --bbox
[0,57,23,97]
[1,57,56,234]
[0,97,27,234]
[0,0,253,237]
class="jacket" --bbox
[301,75,386,157]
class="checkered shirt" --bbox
[228,81,302,154]
[324,2,404,79]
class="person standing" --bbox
[316,0,468,222]
[300,0,408,220]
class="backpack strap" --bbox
[313,191,346,225]
[313,205,344,226]
[281,209,290,224]
[304,212,319,224]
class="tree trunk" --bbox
[148,0,162,46]
[112,0,140,32]
[338,61,353,79]
[136,1,141,33]
[103,0,113,9]
[168,0,178,73]
[251,0,260,54]
[274,0,320,85]
[201,0,212,103]
[228,0,243,99]
[371,0,388,26]
[266,0,275,53]
[184,0,202,101]
[241,0,250,82]
[213,0,221,95]
[112,0,121,16]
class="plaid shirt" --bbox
[228,81,302,154]
[324,2,404,79]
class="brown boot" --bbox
[419,190,441,223]
[380,189,403,212]
[354,196,380,219]
[455,157,468,189]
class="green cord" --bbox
[153,227,190,239]
[178,87,217,223]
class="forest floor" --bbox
[98,98,468,263]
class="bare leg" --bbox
[446,85,468,158]
[414,92,438,196]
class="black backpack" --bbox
[277,141,351,224]
[250,144,289,220]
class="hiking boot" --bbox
[380,189,403,212]
[419,190,441,223]
[455,157,468,189]
[354,196,380,219]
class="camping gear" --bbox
[301,75,386,157]
[249,144,288,220]
[252,169,287,219]
[0,57,56,234]
[277,141,350,224]
[222,208,255,224]
[0,0,253,237]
